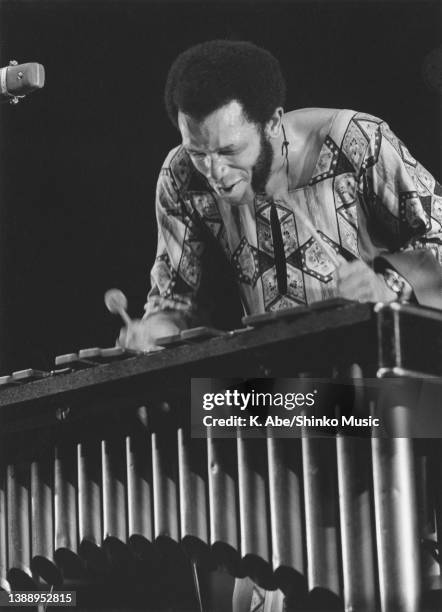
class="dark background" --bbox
[0,0,440,374]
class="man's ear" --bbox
[265,107,284,139]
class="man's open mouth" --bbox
[219,181,239,194]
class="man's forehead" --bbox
[178,100,254,148]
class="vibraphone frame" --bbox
[0,301,441,612]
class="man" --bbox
[119,39,442,351]
[119,40,442,611]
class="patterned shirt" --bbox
[145,109,442,320]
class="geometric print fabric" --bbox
[145,109,442,318]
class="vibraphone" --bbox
[0,300,441,612]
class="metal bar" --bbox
[101,437,127,542]
[377,367,441,380]
[126,406,153,551]
[372,437,420,612]
[207,435,240,572]
[54,442,79,574]
[31,452,60,585]
[0,465,8,591]
[237,435,271,587]
[151,411,179,542]
[267,435,306,599]
[178,429,209,562]
[415,446,441,592]
[337,435,377,610]
[302,436,341,597]
[7,461,32,585]
[78,439,102,546]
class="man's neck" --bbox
[264,127,293,201]
[266,108,338,195]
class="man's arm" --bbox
[118,310,190,351]
[350,115,442,308]
[119,151,206,350]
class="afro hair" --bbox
[164,40,286,128]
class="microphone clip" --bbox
[0,60,25,105]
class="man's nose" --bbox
[205,155,227,183]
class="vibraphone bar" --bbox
[0,300,441,611]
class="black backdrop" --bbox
[0,0,440,373]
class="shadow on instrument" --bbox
[6,567,37,591]
[54,547,85,580]
[301,586,344,611]
[102,535,136,576]
[421,589,442,611]
[211,541,243,577]
[273,565,308,603]
[30,555,62,587]
[239,555,309,599]
[78,538,109,576]
[154,535,204,609]
[154,534,189,566]
[241,553,275,590]
[128,533,156,563]
[182,535,215,570]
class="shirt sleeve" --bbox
[144,164,206,323]
[356,116,442,309]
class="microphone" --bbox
[0,61,45,104]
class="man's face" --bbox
[178,100,274,202]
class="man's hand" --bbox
[117,311,188,352]
[336,260,397,302]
